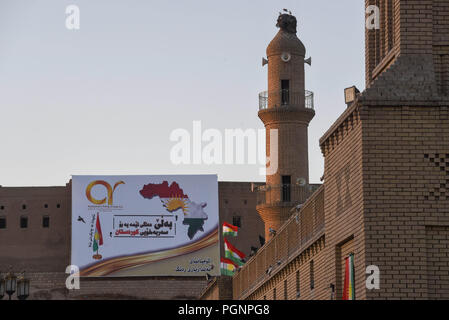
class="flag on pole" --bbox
[222,222,238,237]
[343,253,355,300]
[224,238,246,266]
[220,258,237,276]
[92,212,104,260]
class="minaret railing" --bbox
[258,90,314,110]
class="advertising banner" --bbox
[71,175,219,277]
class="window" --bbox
[233,216,241,228]
[42,216,50,228]
[296,270,300,298]
[22,204,27,210]
[56,204,61,208]
[243,199,247,205]
[0,217,6,229]
[273,288,277,300]
[20,216,28,229]
[44,204,48,208]
[284,280,288,300]
[310,260,315,290]
[281,80,290,105]
[0,205,4,210]
[282,176,291,202]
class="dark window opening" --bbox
[233,216,241,228]
[282,176,291,202]
[296,270,300,298]
[0,217,6,229]
[281,80,290,105]
[56,204,61,209]
[284,280,288,300]
[22,204,27,210]
[44,204,48,208]
[310,260,315,290]
[43,216,50,228]
[20,216,28,229]
[0,206,4,210]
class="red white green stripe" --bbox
[343,253,355,300]
[222,222,238,237]
[221,258,237,276]
[224,238,245,266]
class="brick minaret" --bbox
[257,13,315,240]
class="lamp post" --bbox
[5,271,17,300]
[0,274,5,300]
[17,272,30,300]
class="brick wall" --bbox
[433,0,449,96]
[0,181,263,300]
[0,186,71,272]
[426,226,449,299]
[233,186,327,300]
[362,105,449,299]
[27,272,205,300]
[218,182,265,259]
[199,277,233,300]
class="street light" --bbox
[0,274,5,299]
[5,272,17,300]
[17,272,30,300]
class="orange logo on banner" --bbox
[85,180,125,205]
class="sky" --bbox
[0,0,365,187]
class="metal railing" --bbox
[233,185,324,300]
[259,90,314,110]
[255,184,321,207]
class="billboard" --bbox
[71,175,219,277]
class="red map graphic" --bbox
[140,181,207,240]
[139,181,188,200]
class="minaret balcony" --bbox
[255,184,320,209]
[259,90,314,110]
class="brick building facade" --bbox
[2,0,448,301]
[0,182,264,299]
[202,0,449,300]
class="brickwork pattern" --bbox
[362,105,449,299]
[426,226,449,299]
[320,106,367,300]
[233,187,327,300]
[27,272,205,300]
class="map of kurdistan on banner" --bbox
[139,181,208,239]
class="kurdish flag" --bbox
[223,222,238,237]
[343,253,355,300]
[92,212,103,259]
[224,238,246,266]
[221,258,237,276]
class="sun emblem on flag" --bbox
[162,197,189,215]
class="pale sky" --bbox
[0,0,365,187]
